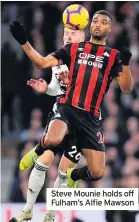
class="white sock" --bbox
[54,170,67,188]
[23,159,48,211]
[45,171,67,219]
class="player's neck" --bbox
[90,36,106,46]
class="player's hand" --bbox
[10,21,27,45]
[57,71,69,85]
[120,46,132,66]
[27,78,48,93]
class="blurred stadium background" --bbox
[1,1,139,222]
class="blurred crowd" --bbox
[1,1,139,221]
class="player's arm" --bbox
[27,76,64,96]
[117,47,133,94]
[27,79,48,93]
[58,71,70,85]
[22,42,58,68]
[10,21,58,68]
[27,67,53,93]
[117,66,133,94]
[27,77,60,96]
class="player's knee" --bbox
[59,165,65,173]
[44,136,55,146]
[44,135,63,146]
[58,165,68,173]
[89,167,105,181]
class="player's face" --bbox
[90,14,111,40]
[63,27,84,44]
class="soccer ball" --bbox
[62,4,89,30]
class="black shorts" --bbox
[43,111,82,164]
[51,103,105,152]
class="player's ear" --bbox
[109,21,112,32]
[108,24,112,33]
[81,36,84,41]
[81,30,85,41]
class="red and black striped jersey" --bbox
[51,42,122,116]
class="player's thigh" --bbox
[47,119,68,136]
[59,155,76,173]
[43,109,70,145]
[63,132,82,166]
[75,110,105,170]
[39,150,55,166]
[45,119,69,145]
[48,103,72,138]
[82,148,105,175]
[76,129,105,175]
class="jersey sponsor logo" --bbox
[78,53,104,68]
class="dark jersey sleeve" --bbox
[110,52,122,77]
[50,43,72,66]
[42,67,52,84]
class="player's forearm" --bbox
[10,21,58,68]
[117,65,133,94]
[21,42,45,68]
[22,42,58,68]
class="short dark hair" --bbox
[93,10,113,21]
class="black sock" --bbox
[35,143,56,156]
[71,166,102,182]
[35,143,45,156]
[71,166,88,181]
[36,133,53,156]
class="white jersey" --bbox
[45,64,102,120]
[46,64,69,96]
